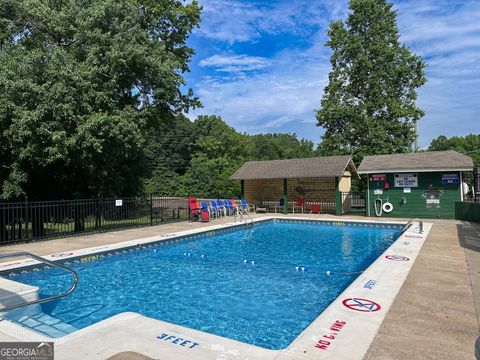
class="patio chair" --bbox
[276,198,285,213]
[224,200,236,216]
[216,200,227,217]
[189,197,201,221]
[200,201,214,219]
[210,200,222,218]
[296,198,305,214]
[231,199,240,214]
[311,204,320,214]
[227,200,238,215]
[239,199,254,214]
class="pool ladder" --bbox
[234,208,254,225]
[0,251,78,312]
[402,218,423,234]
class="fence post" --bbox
[364,192,368,217]
[150,195,153,226]
[24,196,29,241]
[335,178,342,216]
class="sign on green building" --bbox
[358,151,473,219]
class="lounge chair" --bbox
[189,197,201,221]
[215,200,227,217]
[210,200,222,218]
[200,201,214,219]
[231,199,239,214]
[223,200,235,216]
[239,199,254,214]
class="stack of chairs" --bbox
[189,196,210,222]
[192,198,256,220]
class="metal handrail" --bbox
[0,251,78,312]
[402,218,423,234]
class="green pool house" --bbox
[358,150,474,219]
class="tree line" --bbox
[0,0,477,202]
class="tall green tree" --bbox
[316,0,427,162]
[429,134,480,167]
[0,0,201,200]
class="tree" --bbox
[0,0,201,200]
[144,115,318,196]
[429,134,480,167]
[315,0,427,162]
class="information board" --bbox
[370,174,387,182]
[394,173,418,187]
[441,173,459,185]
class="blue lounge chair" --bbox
[223,200,235,216]
[227,200,237,215]
[239,199,254,214]
[215,200,226,217]
[200,201,213,219]
[210,200,222,218]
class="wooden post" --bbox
[283,178,288,214]
[241,180,245,199]
[335,176,342,216]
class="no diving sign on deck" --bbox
[385,255,410,261]
[342,298,381,312]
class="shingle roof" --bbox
[229,156,358,180]
[358,150,473,174]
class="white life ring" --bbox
[382,202,393,213]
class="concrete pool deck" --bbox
[0,214,478,359]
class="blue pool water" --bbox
[5,220,401,350]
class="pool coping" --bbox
[0,216,431,360]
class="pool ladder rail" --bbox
[233,208,254,225]
[402,218,423,234]
[0,251,78,312]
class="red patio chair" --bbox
[296,198,305,213]
[189,197,201,220]
[311,204,320,214]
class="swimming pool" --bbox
[3,219,402,350]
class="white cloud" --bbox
[190,0,480,146]
[199,54,271,73]
[196,0,349,43]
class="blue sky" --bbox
[184,0,480,147]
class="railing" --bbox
[0,251,78,312]
[402,218,423,234]
[341,192,366,215]
[0,196,190,244]
[260,200,335,214]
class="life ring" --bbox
[382,202,393,213]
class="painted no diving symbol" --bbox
[342,298,381,312]
[385,255,410,261]
[51,252,74,258]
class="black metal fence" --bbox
[0,196,191,245]
[341,192,366,215]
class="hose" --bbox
[374,198,383,217]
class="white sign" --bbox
[115,199,123,207]
[403,188,411,193]
[374,189,383,195]
[394,173,418,188]
[426,199,440,204]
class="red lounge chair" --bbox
[311,204,320,214]
[189,197,202,220]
